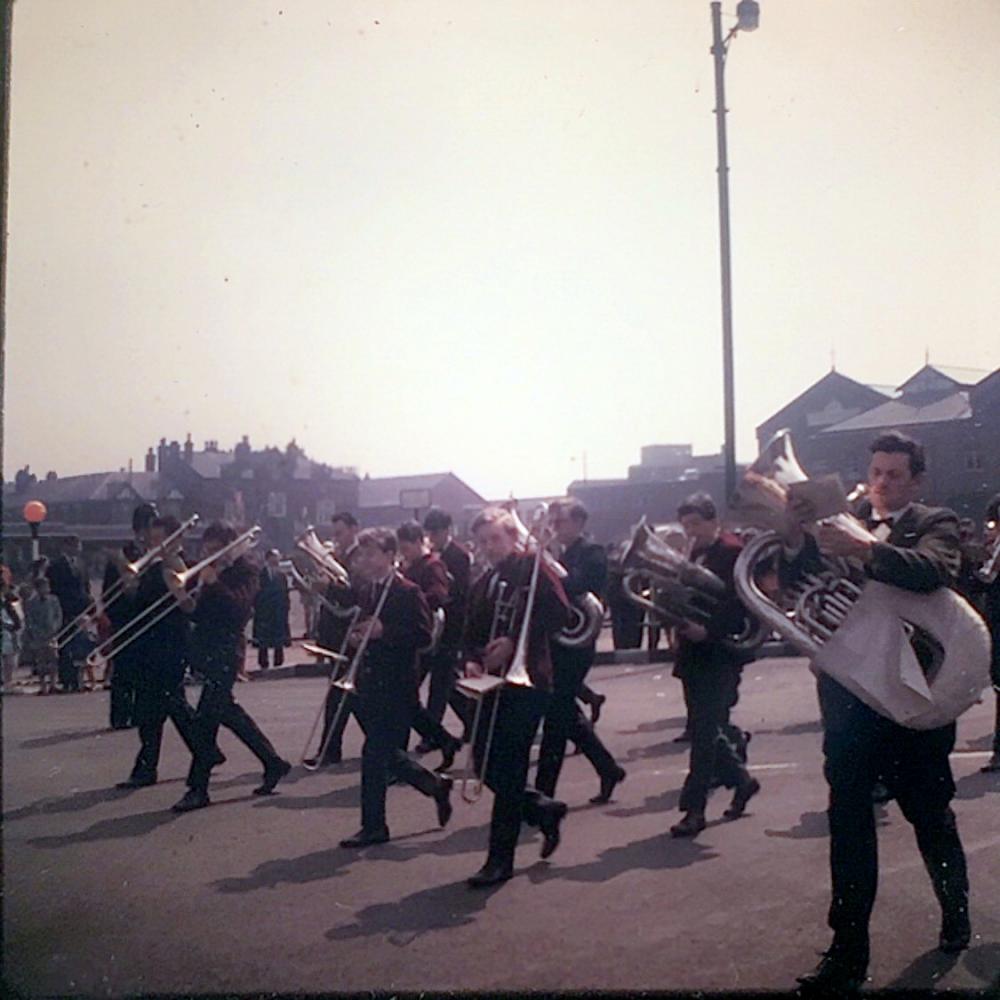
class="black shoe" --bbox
[434,777,454,828]
[724,777,761,820]
[253,757,292,796]
[172,788,210,813]
[414,739,435,755]
[796,945,868,996]
[539,801,568,859]
[116,774,156,789]
[340,828,389,848]
[871,780,893,805]
[939,911,971,953]
[672,730,691,744]
[980,753,1000,773]
[467,859,514,888]
[590,765,626,805]
[589,693,607,725]
[434,736,462,773]
[670,811,706,838]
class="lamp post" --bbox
[23,500,48,563]
[710,0,759,505]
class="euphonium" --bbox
[732,429,991,730]
[620,517,767,653]
[507,506,603,648]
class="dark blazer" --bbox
[439,539,472,649]
[357,574,433,708]
[559,536,607,600]
[674,531,749,677]
[191,557,259,673]
[464,550,570,692]
[402,552,451,611]
[46,555,90,618]
[253,566,291,646]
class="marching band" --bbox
[9,426,999,997]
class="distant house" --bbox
[357,472,486,534]
[756,364,999,518]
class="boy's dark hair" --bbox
[152,515,182,535]
[331,512,358,529]
[869,431,926,477]
[553,499,588,525]
[677,492,717,521]
[357,527,397,555]
[984,493,1000,525]
[132,503,159,533]
[422,507,453,532]
[397,520,425,544]
[202,520,238,547]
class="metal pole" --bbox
[711,2,737,506]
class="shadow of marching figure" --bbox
[26,807,183,847]
[605,786,681,820]
[962,942,1000,991]
[753,720,823,737]
[325,876,505,946]
[251,782,360,811]
[20,727,114,749]
[883,946,961,991]
[212,822,493,895]
[4,783,154,823]
[622,739,690,763]
[617,715,687,737]
[955,769,1000,802]
[765,809,828,840]
[525,829,719,885]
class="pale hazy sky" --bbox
[4,0,998,500]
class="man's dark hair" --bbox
[61,535,81,549]
[132,503,159,533]
[202,520,238,547]
[423,507,453,532]
[357,527,397,555]
[869,431,926,477]
[331,512,358,529]
[397,520,425,544]
[677,492,717,521]
[152,515,182,536]
[985,493,1000,525]
[553,499,588,525]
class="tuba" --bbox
[732,430,991,730]
[620,517,767,653]
[506,506,604,648]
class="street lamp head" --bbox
[736,0,760,31]
[23,500,48,525]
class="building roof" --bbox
[896,364,990,395]
[756,370,891,435]
[3,471,161,507]
[359,472,483,509]
[821,390,972,433]
[188,450,234,478]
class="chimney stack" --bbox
[145,448,156,472]
[183,433,194,464]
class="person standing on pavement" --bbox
[46,536,92,692]
[669,492,759,839]
[23,576,62,696]
[252,549,291,670]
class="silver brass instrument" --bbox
[301,572,393,771]
[507,507,604,648]
[281,556,359,621]
[86,525,261,674]
[732,429,991,729]
[455,508,547,803]
[295,526,351,589]
[620,517,767,653]
[55,515,200,650]
[976,522,1000,585]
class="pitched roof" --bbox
[359,473,454,509]
[3,471,161,506]
[756,370,890,435]
[896,364,989,395]
[821,391,972,433]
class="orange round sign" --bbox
[23,500,48,524]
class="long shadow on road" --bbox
[765,809,828,840]
[19,726,113,749]
[324,876,505,945]
[884,942,1000,992]
[955,770,1000,802]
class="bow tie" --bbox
[868,516,894,531]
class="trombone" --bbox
[300,570,393,770]
[454,507,546,803]
[86,525,261,674]
[55,515,200,651]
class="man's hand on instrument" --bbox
[464,660,484,678]
[678,621,708,642]
[483,636,514,672]
[199,564,219,587]
[816,519,875,562]
[783,494,815,548]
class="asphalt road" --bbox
[3,658,998,996]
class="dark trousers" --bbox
[678,663,751,814]
[317,683,360,762]
[473,685,560,866]
[536,652,619,797]
[610,602,643,650]
[58,645,79,691]
[110,656,138,728]
[256,644,285,668]
[818,675,968,946]
[356,696,444,833]
[418,646,471,737]
[130,673,197,779]
[188,668,281,791]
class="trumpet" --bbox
[55,515,200,650]
[454,507,546,804]
[301,572,393,770]
[86,526,261,674]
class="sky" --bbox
[4,0,998,500]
